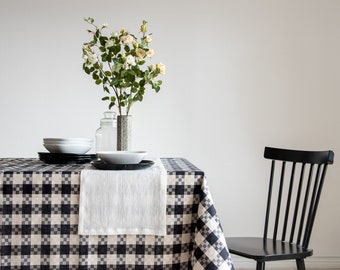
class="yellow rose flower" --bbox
[135,48,146,59]
[140,22,147,34]
[146,49,154,57]
[121,34,133,44]
[132,40,138,48]
[145,35,152,43]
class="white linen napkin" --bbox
[78,158,167,235]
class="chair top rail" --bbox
[264,147,334,164]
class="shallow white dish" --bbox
[97,151,147,164]
[44,143,92,154]
[44,138,93,144]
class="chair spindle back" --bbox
[263,147,334,249]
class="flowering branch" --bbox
[82,17,166,115]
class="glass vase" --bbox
[95,111,117,153]
[117,115,132,151]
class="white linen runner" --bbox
[78,158,167,235]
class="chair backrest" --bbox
[263,146,334,249]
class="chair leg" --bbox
[296,259,306,270]
[256,261,265,270]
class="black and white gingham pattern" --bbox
[0,158,234,269]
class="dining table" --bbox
[0,157,234,269]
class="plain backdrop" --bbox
[1,0,339,268]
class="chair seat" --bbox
[226,237,313,262]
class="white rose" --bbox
[105,39,114,48]
[157,62,166,74]
[88,53,98,64]
[126,55,136,66]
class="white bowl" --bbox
[97,151,147,164]
[44,138,93,144]
[44,143,92,154]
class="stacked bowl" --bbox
[43,138,93,154]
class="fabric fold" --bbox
[78,158,167,235]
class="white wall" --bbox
[1,0,339,268]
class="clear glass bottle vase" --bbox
[95,111,117,153]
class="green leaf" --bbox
[93,62,100,69]
[101,53,108,62]
[92,72,99,80]
[99,36,108,46]
[106,55,112,63]
[113,45,121,55]
[133,93,144,102]
[111,78,120,87]
[104,71,111,76]
[126,73,135,83]
[102,96,110,101]
[95,29,100,38]
[95,79,102,85]
[89,40,97,47]
[109,102,115,110]
[103,86,110,93]
[136,69,144,78]
[83,64,91,75]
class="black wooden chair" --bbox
[226,146,334,270]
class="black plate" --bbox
[91,159,154,170]
[38,152,97,164]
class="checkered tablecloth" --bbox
[0,158,234,269]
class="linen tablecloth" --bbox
[0,158,234,269]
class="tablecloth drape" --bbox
[0,158,234,269]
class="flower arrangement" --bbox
[82,17,165,115]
